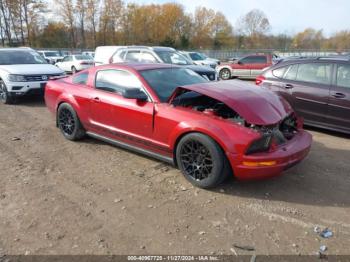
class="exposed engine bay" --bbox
[172,90,299,152]
[171,91,246,125]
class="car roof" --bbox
[276,56,350,65]
[119,46,176,52]
[95,62,180,71]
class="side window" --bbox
[272,66,287,78]
[62,56,70,62]
[284,64,299,80]
[337,64,350,88]
[125,51,141,62]
[296,63,332,85]
[112,50,126,62]
[140,52,157,63]
[95,70,143,94]
[240,56,267,64]
[72,72,89,85]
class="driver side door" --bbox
[89,69,155,146]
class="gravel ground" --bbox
[0,96,349,256]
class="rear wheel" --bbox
[219,68,231,80]
[176,133,230,189]
[0,80,14,104]
[57,103,85,140]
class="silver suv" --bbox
[0,48,65,104]
[110,46,218,81]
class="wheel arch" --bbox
[171,125,235,168]
[55,97,83,127]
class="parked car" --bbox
[37,50,64,64]
[82,51,95,58]
[94,46,126,66]
[217,53,277,80]
[110,46,218,81]
[180,51,219,69]
[0,48,65,104]
[256,56,350,134]
[45,63,312,188]
[55,55,94,74]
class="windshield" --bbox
[44,51,60,57]
[75,55,93,60]
[155,51,192,65]
[200,53,208,59]
[190,52,205,61]
[140,68,208,102]
[0,50,47,65]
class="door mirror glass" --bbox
[122,88,148,101]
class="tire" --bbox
[57,103,85,141]
[71,66,77,74]
[176,133,231,189]
[0,80,15,104]
[219,68,231,80]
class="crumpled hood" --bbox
[0,64,64,75]
[176,80,293,126]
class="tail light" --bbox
[80,61,92,65]
[256,75,266,85]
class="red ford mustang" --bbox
[45,63,312,188]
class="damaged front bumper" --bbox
[229,130,312,180]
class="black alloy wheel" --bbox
[176,133,231,189]
[57,103,85,140]
[179,139,213,181]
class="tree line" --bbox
[1,0,350,51]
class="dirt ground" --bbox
[0,96,349,256]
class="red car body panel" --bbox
[45,63,312,180]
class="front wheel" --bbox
[0,80,14,104]
[57,103,85,140]
[71,66,77,74]
[176,133,231,189]
[219,68,231,80]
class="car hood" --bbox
[173,80,293,126]
[184,64,216,74]
[0,64,64,75]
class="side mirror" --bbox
[122,88,148,101]
[237,60,243,65]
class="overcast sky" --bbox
[123,0,349,36]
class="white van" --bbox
[94,46,125,66]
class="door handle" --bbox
[331,93,346,99]
[91,97,100,102]
[284,84,294,89]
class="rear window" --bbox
[75,55,92,60]
[72,72,89,85]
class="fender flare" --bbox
[168,120,238,160]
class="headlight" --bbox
[8,74,27,82]
[246,134,272,155]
